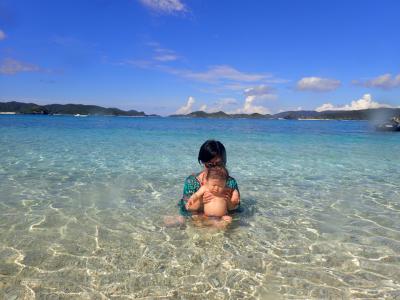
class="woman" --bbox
[178,140,240,217]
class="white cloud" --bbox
[138,0,187,14]
[0,58,41,75]
[152,46,179,62]
[234,96,271,114]
[199,104,207,111]
[154,54,178,62]
[243,84,277,101]
[244,84,273,97]
[315,94,396,112]
[353,73,400,89]
[223,83,249,91]
[129,47,283,88]
[297,77,341,92]
[0,30,6,41]
[230,84,276,115]
[172,65,267,83]
[315,103,336,112]
[122,59,153,68]
[123,42,180,66]
[176,96,195,114]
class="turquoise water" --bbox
[0,115,399,299]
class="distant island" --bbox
[1,101,399,121]
[170,110,271,119]
[0,101,154,117]
[171,108,400,121]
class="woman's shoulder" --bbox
[182,173,201,197]
[226,176,239,189]
[185,173,200,182]
[184,173,201,187]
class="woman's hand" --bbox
[186,187,205,211]
[185,198,194,209]
[227,189,240,210]
[203,188,232,204]
[202,192,213,204]
[186,197,200,211]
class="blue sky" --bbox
[1,0,400,115]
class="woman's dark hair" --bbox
[198,140,227,166]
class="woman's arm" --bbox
[227,189,240,210]
[226,177,240,211]
[185,186,206,211]
[179,174,202,215]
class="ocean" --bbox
[0,115,399,299]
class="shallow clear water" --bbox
[0,115,399,299]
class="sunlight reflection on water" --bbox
[0,116,399,299]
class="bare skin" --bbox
[163,156,240,227]
[186,178,233,224]
[196,157,240,210]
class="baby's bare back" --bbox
[203,191,227,217]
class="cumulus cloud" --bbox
[353,73,400,89]
[297,76,341,92]
[0,58,41,75]
[315,94,396,112]
[229,85,276,115]
[199,104,207,111]
[0,29,6,40]
[176,96,195,114]
[233,96,271,114]
[138,0,187,14]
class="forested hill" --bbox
[171,108,400,120]
[0,101,148,116]
[2,101,399,120]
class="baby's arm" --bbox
[227,189,240,211]
[185,186,206,211]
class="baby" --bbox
[185,166,233,224]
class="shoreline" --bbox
[0,113,371,121]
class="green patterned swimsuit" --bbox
[178,173,240,217]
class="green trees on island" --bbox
[0,101,146,116]
[1,101,399,121]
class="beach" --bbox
[1,115,399,299]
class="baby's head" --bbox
[205,166,229,194]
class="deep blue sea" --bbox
[1,115,399,299]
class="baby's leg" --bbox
[163,215,185,227]
[204,216,222,227]
[221,215,232,223]
[210,215,232,229]
[191,214,207,227]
